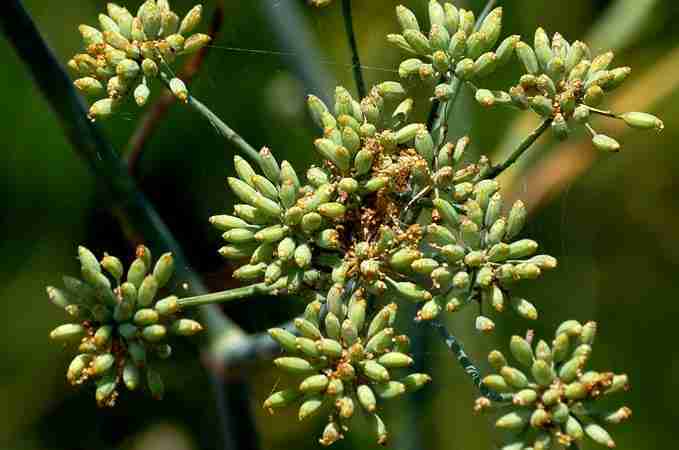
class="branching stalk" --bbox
[487,118,553,178]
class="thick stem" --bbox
[179,283,273,308]
[341,0,367,99]
[487,118,553,178]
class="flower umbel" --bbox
[69,1,210,120]
[476,321,631,448]
[48,245,202,406]
[266,302,430,446]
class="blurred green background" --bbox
[2,0,678,449]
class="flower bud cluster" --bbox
[476,321,631,449]
[48,245,202,406]
[492,27,663,149]
[265,301,430,446]
[69,1,210,120]
[390,2,511,86]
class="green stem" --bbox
[426,319,510,402]
[341,0,367,99]
[186,95,263,166]
[179,283,274,308]
[487,118,552,178]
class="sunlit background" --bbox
[1,0,678,449]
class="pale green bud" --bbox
[183,33,211,53]
[510,335,534,368]
[592,134,620,153]
[179,5,202,35]
[620,112,664,131]
[169,77,188,102]
[516,41,539,74]
[396,5,420,32]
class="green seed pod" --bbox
[95,373,118,406]
[66,354,92,384]
[268,328,298,353]
[78,24,104,46]
[530,95,554,118]
[137,275,158,307]
[232,156,257,187]
[92,353,116,376]
[552,332,570,363]
[487,242,510,263]
[556,319,583,337]
[530,408,551,428]
[263,388,301,411]
[558,356,585,383]
[411,258,439,275]
[534,340,552,363]
[579,321,597,345]
[619,112,664,131]
[475,316,495,332]
[473,52,497,78]
[513,389,538,406]
[365,328,394,354]
[592,134,621,153]
[376,81,406,100]
[74,77,105,97]
[534,28,553,70]
[299,374,329,394]
[233,263,267,280]
[564,415,584,440]
[354,384,377,413]
[584,85,604,107]
[551,402,570,423]
[482,374,511,392]
[454,58,474,80]
[142,324,167,342]
[403,30,432,56]
[516,42,539,75]
[389,280,432,303]
[50,323,85,342]
[511,297,538,320]
[298,397,323,421]
[551,113,570,140]
[294,318,322,340]
[179,4,202,35]
[430,24,450,53]
[488,350,508,371]
[604,66,631,90]
[415,128,435,165]
[374,381,406,400]
[362,360,390,382]
[353,148,374,176]
[475,89,495,108]
[481,7,502,47]
[508,239,538,259]
[603,406,632,425]
[496,410,530,430]
[506,200,526,240]
[183,33,211,53]
[500,366,529,389]
[510,335,534,368]
[584,422,615,447]
[532,359,556,386]
[366,304,395,339]
[251,175,278,200]
[134,308,160,326]
[496,35,519,66]
[395,5,420,32]
[275,356,315,375]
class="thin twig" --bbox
[179,283,274,308]
[486,118,552,179]
[426,319,509,402]
[341,0,367,99]
[126,0,225,176]
[186,93,263,165]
